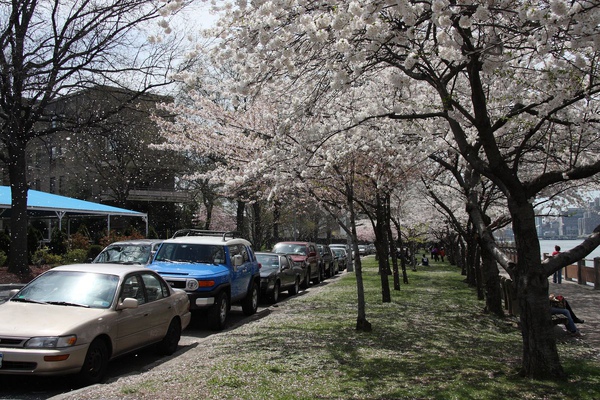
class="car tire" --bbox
[270,281,280,303]
[157,318,181,356]
[289,277,299,295]
[313,267,321,284]
[242,281,259,316]
[78,338,109,385]
[301,268,310,289]
[208,292,228,331]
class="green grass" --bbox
[117,258,600,400]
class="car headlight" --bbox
[186,279,199,291]
[25,335,77,348]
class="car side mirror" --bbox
[117,298,138,310]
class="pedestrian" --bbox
[439,247,445,262]
[421,254,429,267]
[552,245,562,284]
[431,247,439,262]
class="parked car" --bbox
[272,241,320,287]
[0,264,191,384]
[317,244,338,278]
[331,247,348,271]
[330,243,354,260]
[92,239,163,265]
[255,252,304,303]
[148,230,260,331]
[358,245,368,256]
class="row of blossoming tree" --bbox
[155,0,600,380]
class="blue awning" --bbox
[0,186,147,234]
[0,186,145,217]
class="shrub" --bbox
[99,229,145,247]
[0,250,7,267]
[62,249,88,264]
[87,244,104,261]
[69,231,91,250]
[49,228,68,255]
[32,247,63,266]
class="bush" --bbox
[49,228,68,255]
[0,250,7,267]
[69,231,91,250]
[32,247,63,266]
[87,244,104,261]
[62,249,88,264]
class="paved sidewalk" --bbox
[548,278,599,351]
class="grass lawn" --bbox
[116,257,600,400]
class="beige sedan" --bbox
[0,264,190,384]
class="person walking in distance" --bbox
[552,245,562,284]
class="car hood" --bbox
[287,255,307,263]
[0,301,108,337]
[148,261,229,278]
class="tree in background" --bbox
[0,0,192,275]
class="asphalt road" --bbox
[0,298,282,400]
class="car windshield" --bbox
[94,244,151,264]
[12,270,119,309]
[273,243,306,255]
[155,243,225,264]
[256,254,280,271]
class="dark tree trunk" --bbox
[510,199,564,379]
[347,185,370,331]
[7,140,31,276]
[252,202,263,249]
[236,200,246,237]
[374,193,391,303]
[480,245,504,317]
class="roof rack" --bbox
[171,229,241,241]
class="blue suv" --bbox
[148,230,260,330]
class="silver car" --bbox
[92,239,164,265]
[0,264,191,384]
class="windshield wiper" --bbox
[11,298,48,305]
[46,301,90,308]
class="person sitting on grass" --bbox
[421,254,429,267]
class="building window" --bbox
[49,177,56,193]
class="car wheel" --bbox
[301,268,310,289]
[242,281,259,316]
[289,277,299,295]
[157,318,181,356]
[208,292,228,331]
[313,267,321,284]
[270,281,280,303]
[78,338,109,385]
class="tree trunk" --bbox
[236,199,246,237]
[510,199,565,379]
[480,245,504,317]
[7,140,31,276]
[348,188,370,331]
[374,193,391,303]
[252,202,263,249]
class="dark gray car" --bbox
[256,252,304,303]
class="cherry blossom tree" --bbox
[205,0,600,379]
